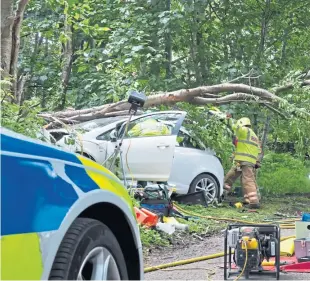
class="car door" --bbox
[117,112,186,182]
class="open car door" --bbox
[117,111,186,182]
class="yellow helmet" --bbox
[238,117,251,127]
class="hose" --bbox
[144,235,296,273]
[234,238,248,281]
[173,203,296,229]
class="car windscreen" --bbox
[72,116,128,132]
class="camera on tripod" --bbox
[128,90,146,114]
[105,90,147,183]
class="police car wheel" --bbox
[189,173,219,204]
[49,218,128,280]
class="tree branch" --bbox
[40,82,302,125]
[192,93,263,105]
[261,103,288,119]
[274,83,294,93]
[301,80,310,87]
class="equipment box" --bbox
[294,238,310,259]
[295,221,310,239]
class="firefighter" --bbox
[127,118,170,137]
[224,117,262,209]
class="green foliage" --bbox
[139,226,170,248]
[20,0,310,109]
[179,103,234,171]
[269,85,310,157]
[258,152,310,195]
[1,79,44,138]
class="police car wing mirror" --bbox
[110,129,117,142]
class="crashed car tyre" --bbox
[49,218,128,280]
[189,173,219,203]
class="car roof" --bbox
[49,110,186,133]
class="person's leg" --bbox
[254,168,262,201]
[241,165,260,208]
[240,175,249,204]
[224,164,241,192]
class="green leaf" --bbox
[124,58,132,63]
[132,45,144,52]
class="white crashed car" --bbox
[49,111,224,203]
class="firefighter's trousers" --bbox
[224,163,259,205]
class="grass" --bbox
[140,195,310,250]
[257,153,310,194]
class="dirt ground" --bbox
[144,229,310,280]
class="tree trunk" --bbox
[39,82,294,124]
[164,0,172,79]
[149,0,164,80]
[257,0,271,63]
[0,0,29,100]
[60,20,73,110]
[1,0,14,77]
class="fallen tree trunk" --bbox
[39,81,309,126]
[39,83,283,122]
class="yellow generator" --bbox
[224,224,280,280]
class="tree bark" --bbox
[164,0,172,79]
[16,73,29,105]
[10,0,30,97]
[60,20,73,110]
[257,0,271,63]
[40,82,288,123]
[1,0,29,99]
[192,93,263,105]
[1,0,14,77]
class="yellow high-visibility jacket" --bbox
[232,123,261,164]
[127,118,170,137]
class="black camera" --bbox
[128,90,146,108]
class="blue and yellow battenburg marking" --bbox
[0,130,133,280]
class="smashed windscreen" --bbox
[72,116,128,132]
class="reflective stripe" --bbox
[239,129,258,146]
[235,152,257,160]
[238,139,258,146]
[77,155,133,208]
[248,192,257,197]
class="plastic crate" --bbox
[294,238,310,259]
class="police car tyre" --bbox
[49,218,128,280]
[189,173,219,203]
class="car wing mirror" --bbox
[110,129,117,142]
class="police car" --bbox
[0,127,143,280]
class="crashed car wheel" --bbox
[189,173,219,204]
[49,218,128,280]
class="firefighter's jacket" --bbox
[209,110,263,164]
[232,123,262,164]
[127,119,170,137]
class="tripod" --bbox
[103,105,138,188]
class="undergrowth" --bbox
[257,152,310,194]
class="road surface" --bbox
[144,229,309,280]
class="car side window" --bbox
[120,113,182,139]
[96,129,113,141]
